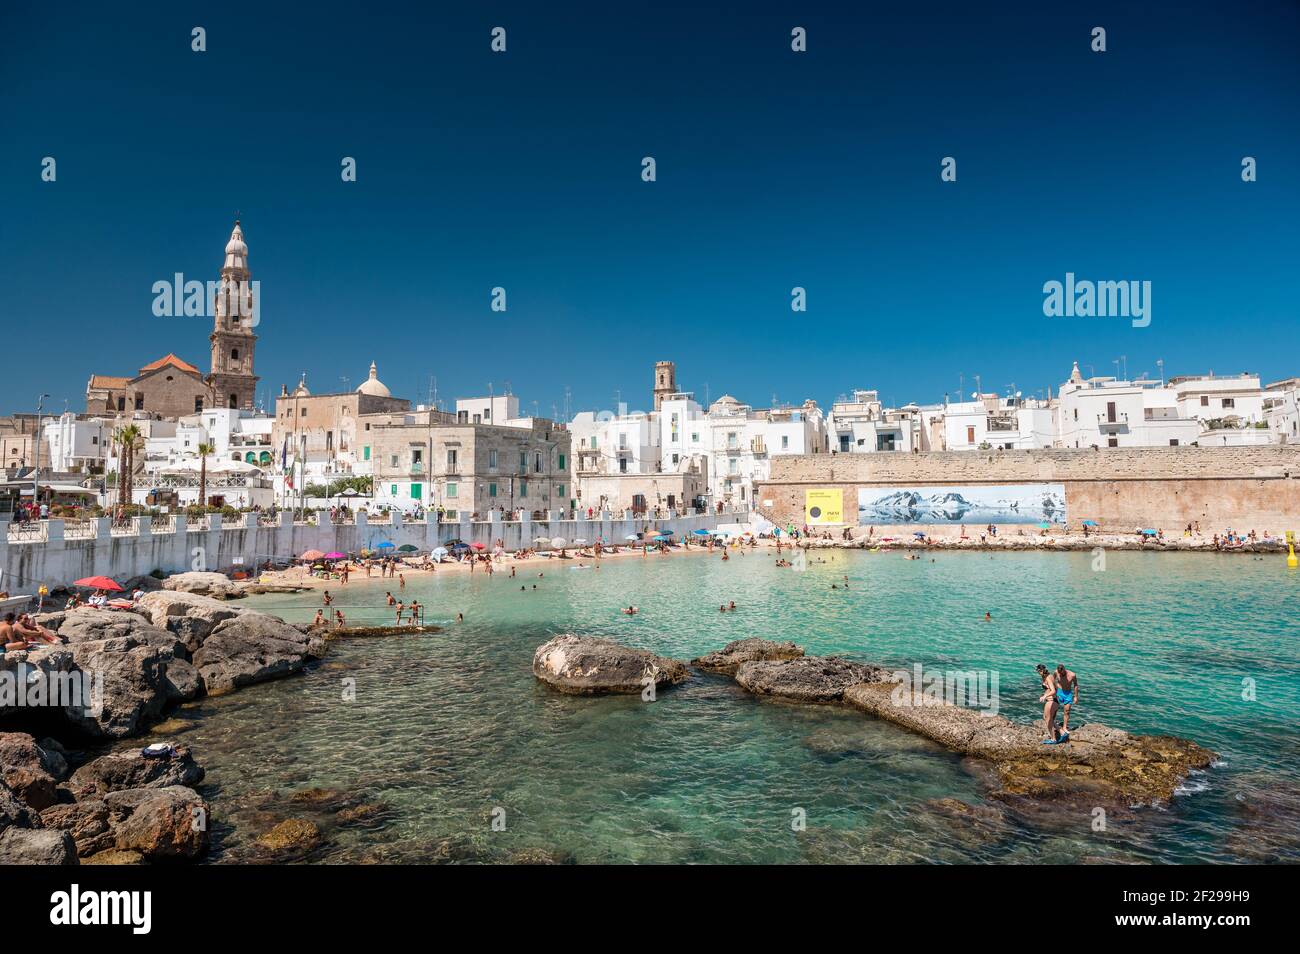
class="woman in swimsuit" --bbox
[1036,664,1061,741]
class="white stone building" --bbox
[1264,378,1300,445]
[40,414,112,473]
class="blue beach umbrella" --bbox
[692,528,710,536]
[1038,522,1051,530]
[375,541,395,549]
[1082,520,1099,527]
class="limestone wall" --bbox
[755,446,1300,530]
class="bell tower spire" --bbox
[207,218,260,410]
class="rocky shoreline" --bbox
[533,636,1217,811]
[0,571,343,864]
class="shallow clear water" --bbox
[179,548,1300,863]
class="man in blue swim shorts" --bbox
[1036,663,1080,742]
[1053,664,1079,737]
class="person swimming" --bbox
[623,606,638,615]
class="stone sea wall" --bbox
[0,506,746,593]
[756,445,1300,529]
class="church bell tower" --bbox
[207,219,260,410]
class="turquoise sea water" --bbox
[182,549,1300,863]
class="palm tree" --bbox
[117,424,143,514]
[197,442,215,509]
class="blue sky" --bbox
[2,1,1297,417]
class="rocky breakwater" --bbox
[533,634,689,695]
[0,732,209,864]
[696,642,1215,808]
[842,681,1216,807]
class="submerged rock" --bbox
[256,818,322,852]
[83,848,146,865]
[692,638,805,675]
[532,635,689,695]
[734,656,888,703]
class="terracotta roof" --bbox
[139,353,201,375]
[88,375,130,390]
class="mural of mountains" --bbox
[858,485,1067,525]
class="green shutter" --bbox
[411,483,422,500]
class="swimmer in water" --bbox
[623,606,638,615]
[984,612,992,622]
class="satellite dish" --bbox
[1015,391,1022,398]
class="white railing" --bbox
[64,519,98,540]
[6,521,48,543]
[152,516,177,534]
[110,517,140,537]
[186,515,211,532]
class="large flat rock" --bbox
[533,635,689,695]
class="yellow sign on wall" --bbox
[805,488,843,525]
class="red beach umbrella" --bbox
[73,575,124,591]
[471,542,486,550]
[301,548,324,560]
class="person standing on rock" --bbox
[1036,664,1062,742]
[1054,664,1079,737]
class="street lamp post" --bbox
[32,393,49,514]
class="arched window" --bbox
[228,393,238,409]
[231,348,239,360]
[245,452,256,464]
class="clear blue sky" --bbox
[2,1,1297,417]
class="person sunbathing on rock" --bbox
[14,614,62,645]
[1,613,27,651]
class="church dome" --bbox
[225,222,247,256]
[356,361,391,398]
